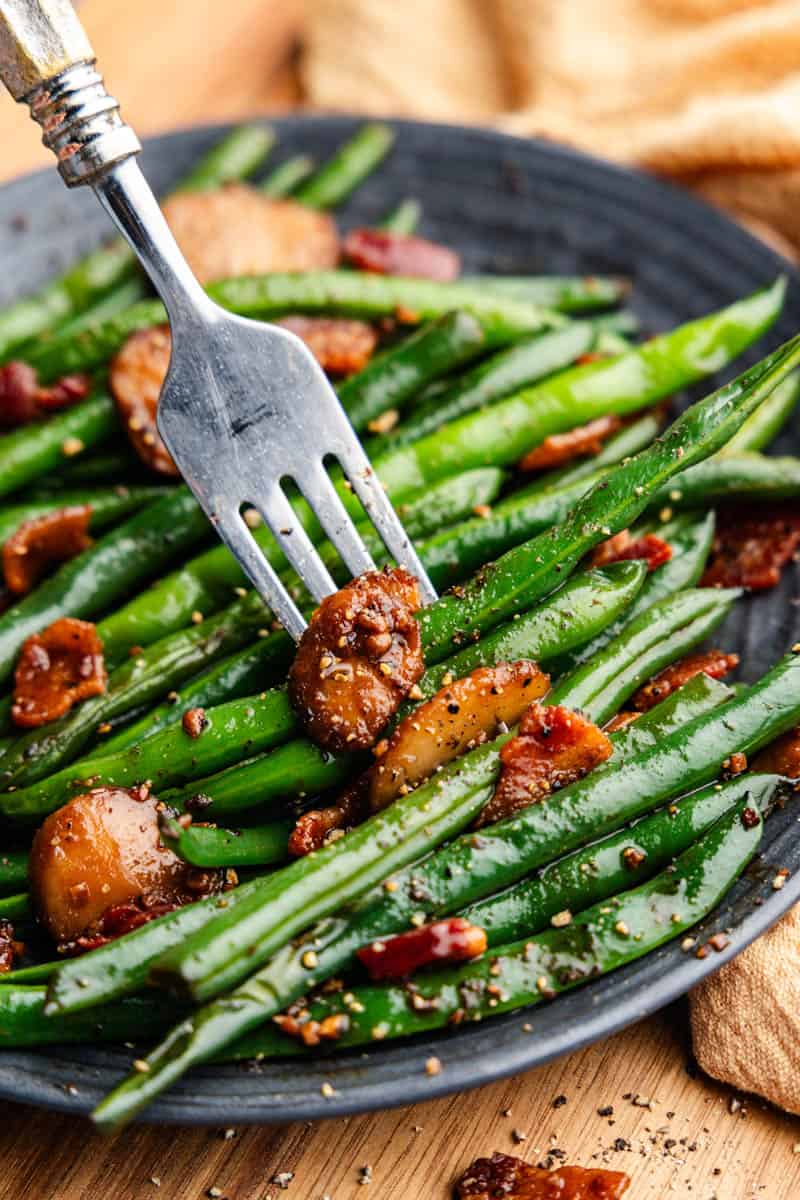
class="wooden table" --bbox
[1,3,799,1196]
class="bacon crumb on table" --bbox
[455,1151,630,1199]
[701,504,800,589]
[518,415,623,473]
[590,530,672,573]
[276,316,378,376]
[630,649,739,712]
[3,505,92,596]
[476,703,613,828]
[357,918,487,980]
[288,567,424,753]
[12,617,106,728]
[342,228,461,281]
[0,360,90,429]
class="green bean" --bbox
[176,125,275,192]
[0,126,274,362]
[459,274,629,313]
[0,850,28,896]
[0,488,211,687]
[259,155,315,198]
[0,892,29,921]
[461,770,781,947]
[368,322,597,452]
[0,986,183,1046]
[34,278,149,346]
[0,592,270,788]
[160,817,294,869]
[0,484,169,548]
[27,276,561,383]
[294,123,394,208]
[161,561,648,819]
[378,199,421,234]
[651,452,800,509]
[43,669,728,1016]
[340,312,490,434]
[0,961,58,985]
[722,369,800,453]
[220,804,760,1066]
[29,443,145,489]
[0,392,118,500]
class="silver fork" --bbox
[0,0,437,641]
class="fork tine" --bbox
[297,461,377,579]
[337,445,439,605]
[254,484,338,605]
[213,507,308,642]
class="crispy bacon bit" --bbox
[630,649,739,712]
[590,530,672,573]
[518,415,623,473]
[161,186,339,284]
[342,228,461,282]
[3,505,92,596]
[357,918,487,981]
[753,725,800,777]
[369,661,550,813]
[274,1010,350,1047]
[12,617,106,729]
[277,316,378,376]
[0,919,23,974]
[604,711,640,733]
[722,751,748,778]
[288,567,424,753]
[110,325,178,476]
[701,504,800,590]
[28,785,228,947]
[182,707,208,739]
[0,360,90,429]
[477,703,613,828]
[288,779,367,857]
[456,1153,630,1200]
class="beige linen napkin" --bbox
[302,0,800,1112]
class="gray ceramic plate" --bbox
[1,115,799,1124]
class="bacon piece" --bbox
[357,918,487,981]
[0,919,23,974]
[342,228,461,282]
[630,649,739,712]
[3,505,92,596]
[604,711,640,733]
[288,567,424,753]
[277,316,378,376]
[28,784,229,947]
[182,706,208,739]
[161,186,339,284]
[110,325,178,476]
[12,617,106,728]
[701,504,800,590]
[753,725,800,777]
[273,1010,350,1047]
[288,778,367,857]
[518,415,623,473]
[0,361,90,429]
[590,529,672,573]
[369,662,550,813]
[456,1152,630,1200]
[477,703,613,828]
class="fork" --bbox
[0,0,437,641]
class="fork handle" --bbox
[0,0,139,186]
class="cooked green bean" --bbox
[0,392,118,500]
[0,850,28,896]
[293,123,394,208]
[460,274,629,313]
[259,155,315,198]
[176,125,275,192]
[160,817,294,869]
[0,484,168,547]
[378,198,421,234]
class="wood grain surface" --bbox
[0,2,798,1196]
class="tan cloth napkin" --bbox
[302,0,800,1112]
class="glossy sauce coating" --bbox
[12,617,106,728]
[161,185,339,284]
[3,504,92,595]
[288,567,424,752]
[477,703,613,827]
[28,785,222,946]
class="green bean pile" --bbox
[0,120,798,1131]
